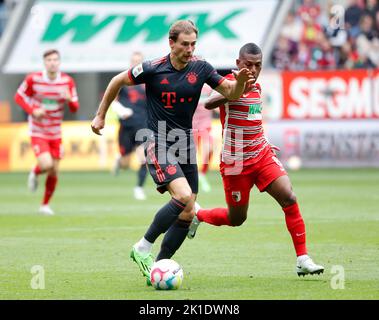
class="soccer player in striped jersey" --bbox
[91,20,254,285]
[187,43,324,277]
[14,49,80,216]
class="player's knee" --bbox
[229,213,247,227]
[40,161,54,172]
[173,190,192,205]
[282,192,297,207]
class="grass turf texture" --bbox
[0,169,378,299]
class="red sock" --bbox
[42,175,58,205]
[197,208,231,226]
[201,163,209,175]
[201,149,213,174]
[33,165,42,175]
[283,203,307,256]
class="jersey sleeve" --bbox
[204,61,225,89]
[128,61,153,85]
[14,74,36,115]
[224,73,234,81]
[67,77,80,113]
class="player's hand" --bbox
[32,108,46,121]
[91,115,105,135]
[120,108,133,120]
[232,68,254,86]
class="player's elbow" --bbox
[14,92,21,105]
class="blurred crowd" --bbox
[271,0,379,70]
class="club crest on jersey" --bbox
[132,63,143,78]
[232,191,241,202]
[186,72,198,84]
[166,165,177,175]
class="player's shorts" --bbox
[31,137,63,159]
[118,125,144,155]
[221,149,287,206]
[144,140,198,194]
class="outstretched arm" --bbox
[204,91,228,110]
[91,70,133,135]
[213,68,254,100]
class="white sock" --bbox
[134,237,153,254]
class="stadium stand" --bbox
[271,0,379,70]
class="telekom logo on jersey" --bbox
[134,121,247,175]
[161,92,194,108]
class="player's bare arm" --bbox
[214,68,253,100]
[204,92,228,110]
[91,70,134,135]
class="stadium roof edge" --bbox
[0,0,35,73]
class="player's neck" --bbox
[46,71,58,80]
[169,53,188,71]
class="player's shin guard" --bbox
[144,198,187,244]
[283,202,307,256]
[42,174,57,205]
[156,219,191,260]
[197,208,231,226]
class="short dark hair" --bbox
[169,20,198,42]
[43,49,60,59]
[239,43,262,57]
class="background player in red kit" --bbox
[188,43,324,277]
[14,49,79,216]
[192,84,214,193]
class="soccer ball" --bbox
[150,259,183,290]
[286,155,302,171]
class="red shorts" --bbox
[31,137,63,159]
[221,149,287,206]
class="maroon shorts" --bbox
[31,137,63,159]
[221,149,287,206]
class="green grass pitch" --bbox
[0,169,378,299]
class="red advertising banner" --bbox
[282,69,379,119]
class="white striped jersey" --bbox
[219,74,270,165]
[14,71,79,140]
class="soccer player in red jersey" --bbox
[14,49,80,215]
[187,43,324,277]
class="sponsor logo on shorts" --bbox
[232,191,241,202]
[166,164,177,175]
[272,156,285,172]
